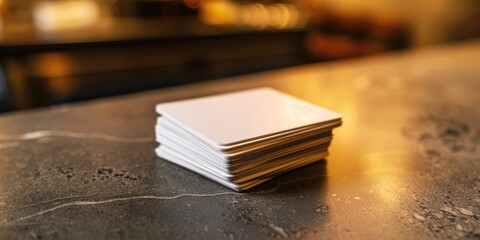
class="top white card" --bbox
[155,87,341,147]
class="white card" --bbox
[156,87,341,147]
[156,116,338,153]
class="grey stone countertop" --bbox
[0,41,479,239]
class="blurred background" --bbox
[0,0,479,113]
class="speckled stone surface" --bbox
[0,41,479,239]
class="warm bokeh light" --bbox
[239,3,269,29]
[200,0,306,29]
[200,0,237,26]
[31,53,74,78]
[267,4,291,29]
[33,0,101,32]
[0,0,3,37]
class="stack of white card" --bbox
[155,88,341,191]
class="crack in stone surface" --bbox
[0,194,99,214]
[6,192,243,225]
[0,130,153,143]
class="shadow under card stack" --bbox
[155,88,342,191]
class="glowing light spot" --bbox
[33,0,101,32]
